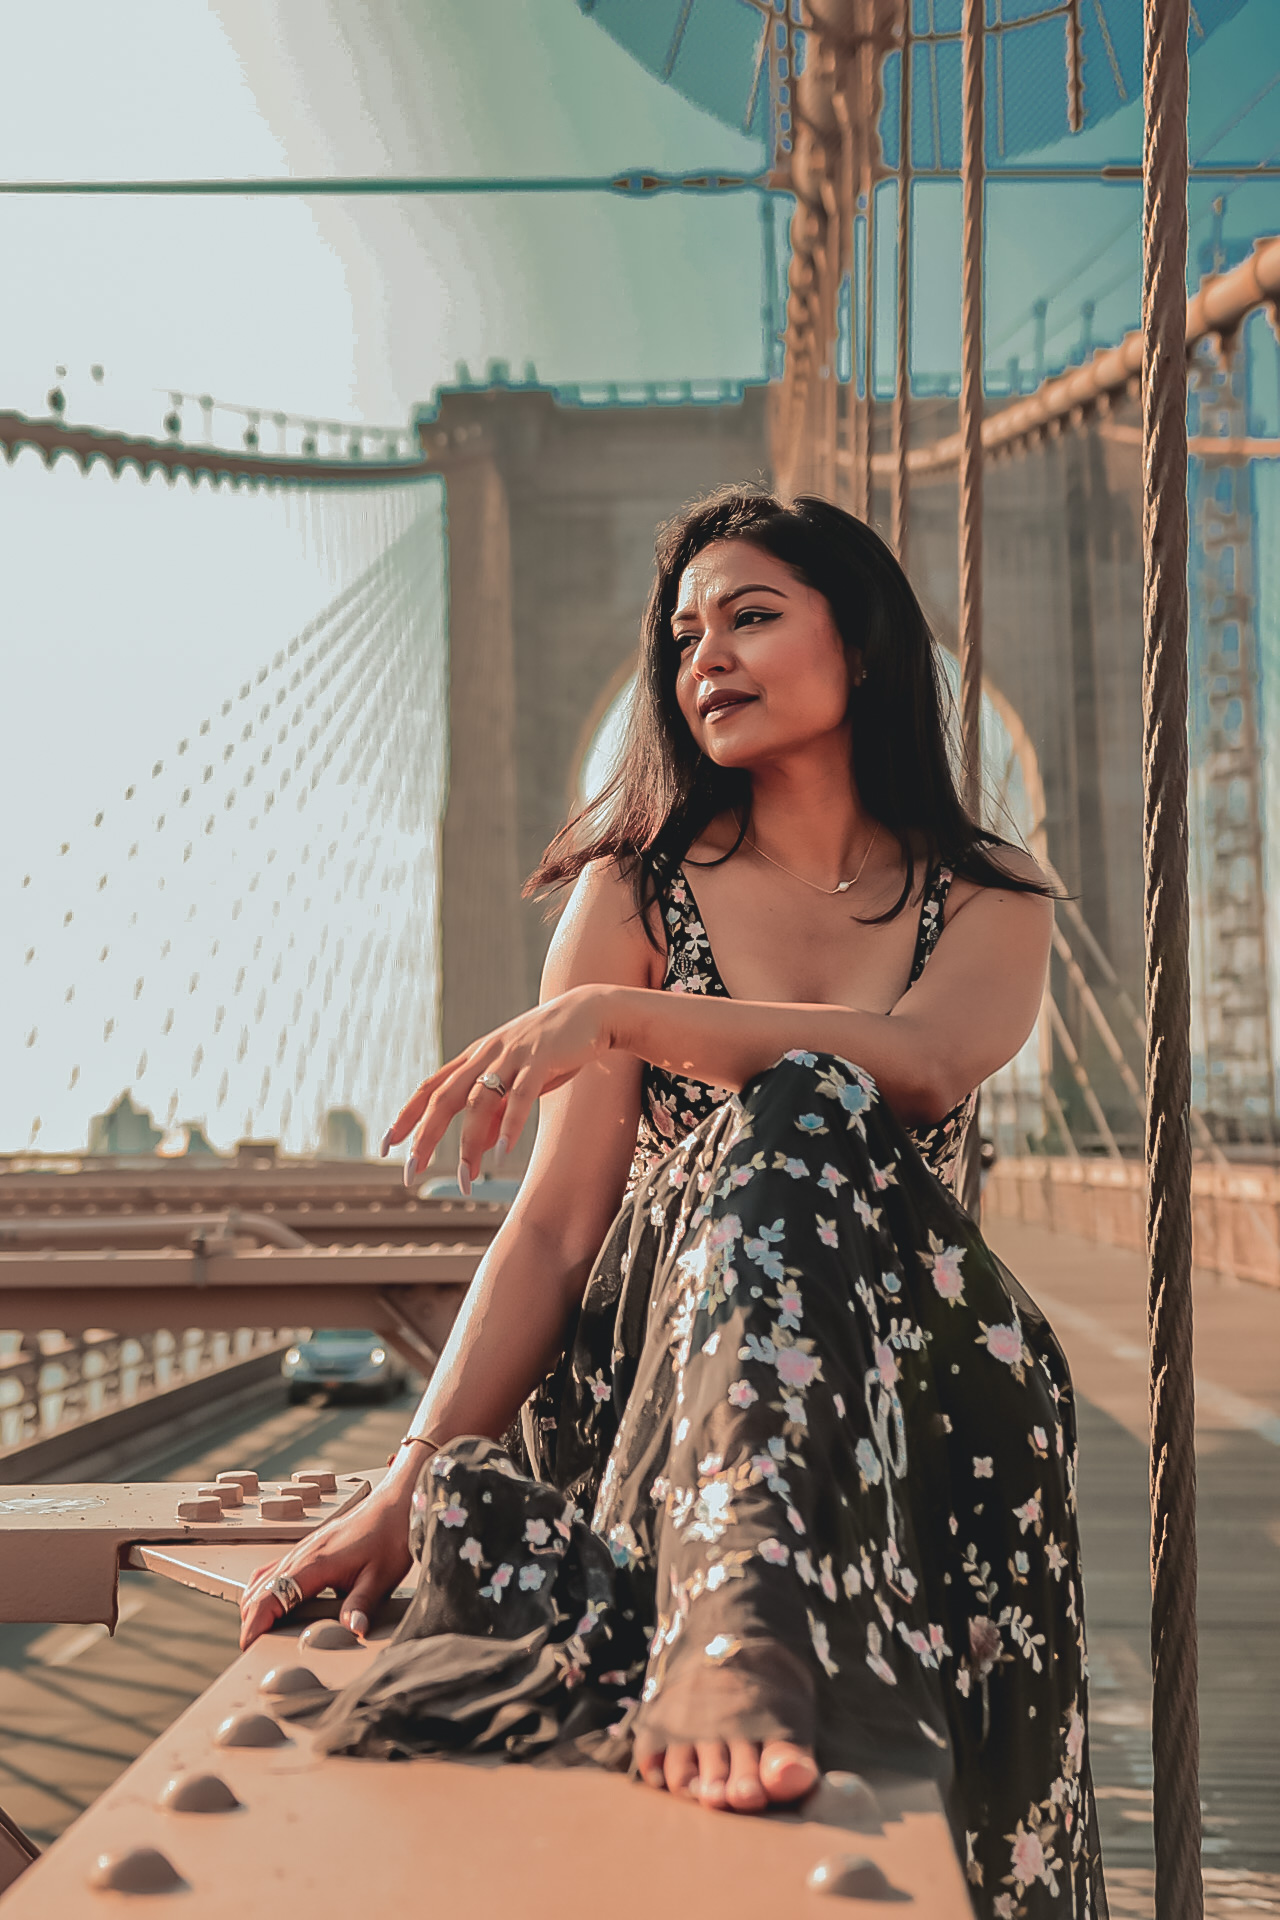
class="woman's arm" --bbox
[393,871,1051,1174]
[609,877,1052,1125]
[391,864,655,1451]
[237,863,654,1647]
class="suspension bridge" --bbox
[0,0,1278,1914]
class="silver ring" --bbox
[264,1571,304,1614]
[476,1071,508,1098]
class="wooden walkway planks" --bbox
[987,1217,1280,1906]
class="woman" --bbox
[242,490,1106,1918]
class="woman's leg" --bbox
[604,1050,957,1811]
[611,1049,1102,1919]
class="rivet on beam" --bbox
[159,1772,242,1814]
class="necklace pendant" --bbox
[836,880,851,893]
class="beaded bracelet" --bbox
[386,1433,443,1469]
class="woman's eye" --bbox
[734,607,778,628]
[672,632,697,652]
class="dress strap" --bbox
[659,868,729,999]
[908,864,955,985]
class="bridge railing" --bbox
[0,1324,290,1458]
[985,1152,1280,1290]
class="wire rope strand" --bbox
[956,0,986,1220]
[861,27,878,526]
[1141,3,1202,1913]
[892,15,913,568]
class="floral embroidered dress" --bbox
[315,866,1107,1920]
[630,863,974,1194]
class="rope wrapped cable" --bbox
[1141,2,1202,1913]
[892,16,912,569]
[956,0,985,1222]
[861,33,877,527]
[834,80,856,515]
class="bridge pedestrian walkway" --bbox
[985,1216,1280,1917]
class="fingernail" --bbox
[379,1130,392,1158]
[403,1159,417,1191]
[495,1136,509,1161]
[345,1609,369,1639]
[457,1161,472,1199]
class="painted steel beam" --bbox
[0,1476,370,1625]
[0,1207,498,1251]
[0,1615,973,1918]
[0,170,776,198]
[0,1244,479,1296]
[127,1530,398,1607]
[870,232,1280,480]
[0,1245,477,1370]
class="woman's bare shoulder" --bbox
[541,857,665,995]
[944,841,1053,929]
[974,842,1051,889]
[940,841,1049,920]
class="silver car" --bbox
[282,1328,408,1404]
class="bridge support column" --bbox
[437,450,525,1147]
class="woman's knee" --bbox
[739,1050,882,1136]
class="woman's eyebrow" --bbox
[672,583,788,627]
[720,583,787,606]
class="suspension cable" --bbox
[892,14,913,568]
[1141,1,1202,1908]
[956,0,986,1219]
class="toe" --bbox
[664,1742,701,1800]
[695,1740,731,1809]
[725,1740,768,1813]
[759,1741,818,1804]
[634,1741,668,1792]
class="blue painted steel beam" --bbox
[0,164,1274,196]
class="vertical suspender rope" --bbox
[1141,1,1202,1913]
[892,12,913,568]
[835,74,857,515]
[957,0,985,1220]
[861,27,878,527]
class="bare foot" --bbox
[636,1738,818,1814]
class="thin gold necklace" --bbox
[746,822,882,896]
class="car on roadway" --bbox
[281,1328,409,1403]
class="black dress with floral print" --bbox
[316,869,1108,1920]
[629,864,974,1194]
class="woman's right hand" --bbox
[238,1469,416,1650]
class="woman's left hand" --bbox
[380,983,618,1188]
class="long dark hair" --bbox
[527,486,1052,936]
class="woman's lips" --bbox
[701,694,756,721]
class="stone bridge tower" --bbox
[418,381,770,1063]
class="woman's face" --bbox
[670,539,854,770]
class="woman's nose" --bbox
[690,624,734,674]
